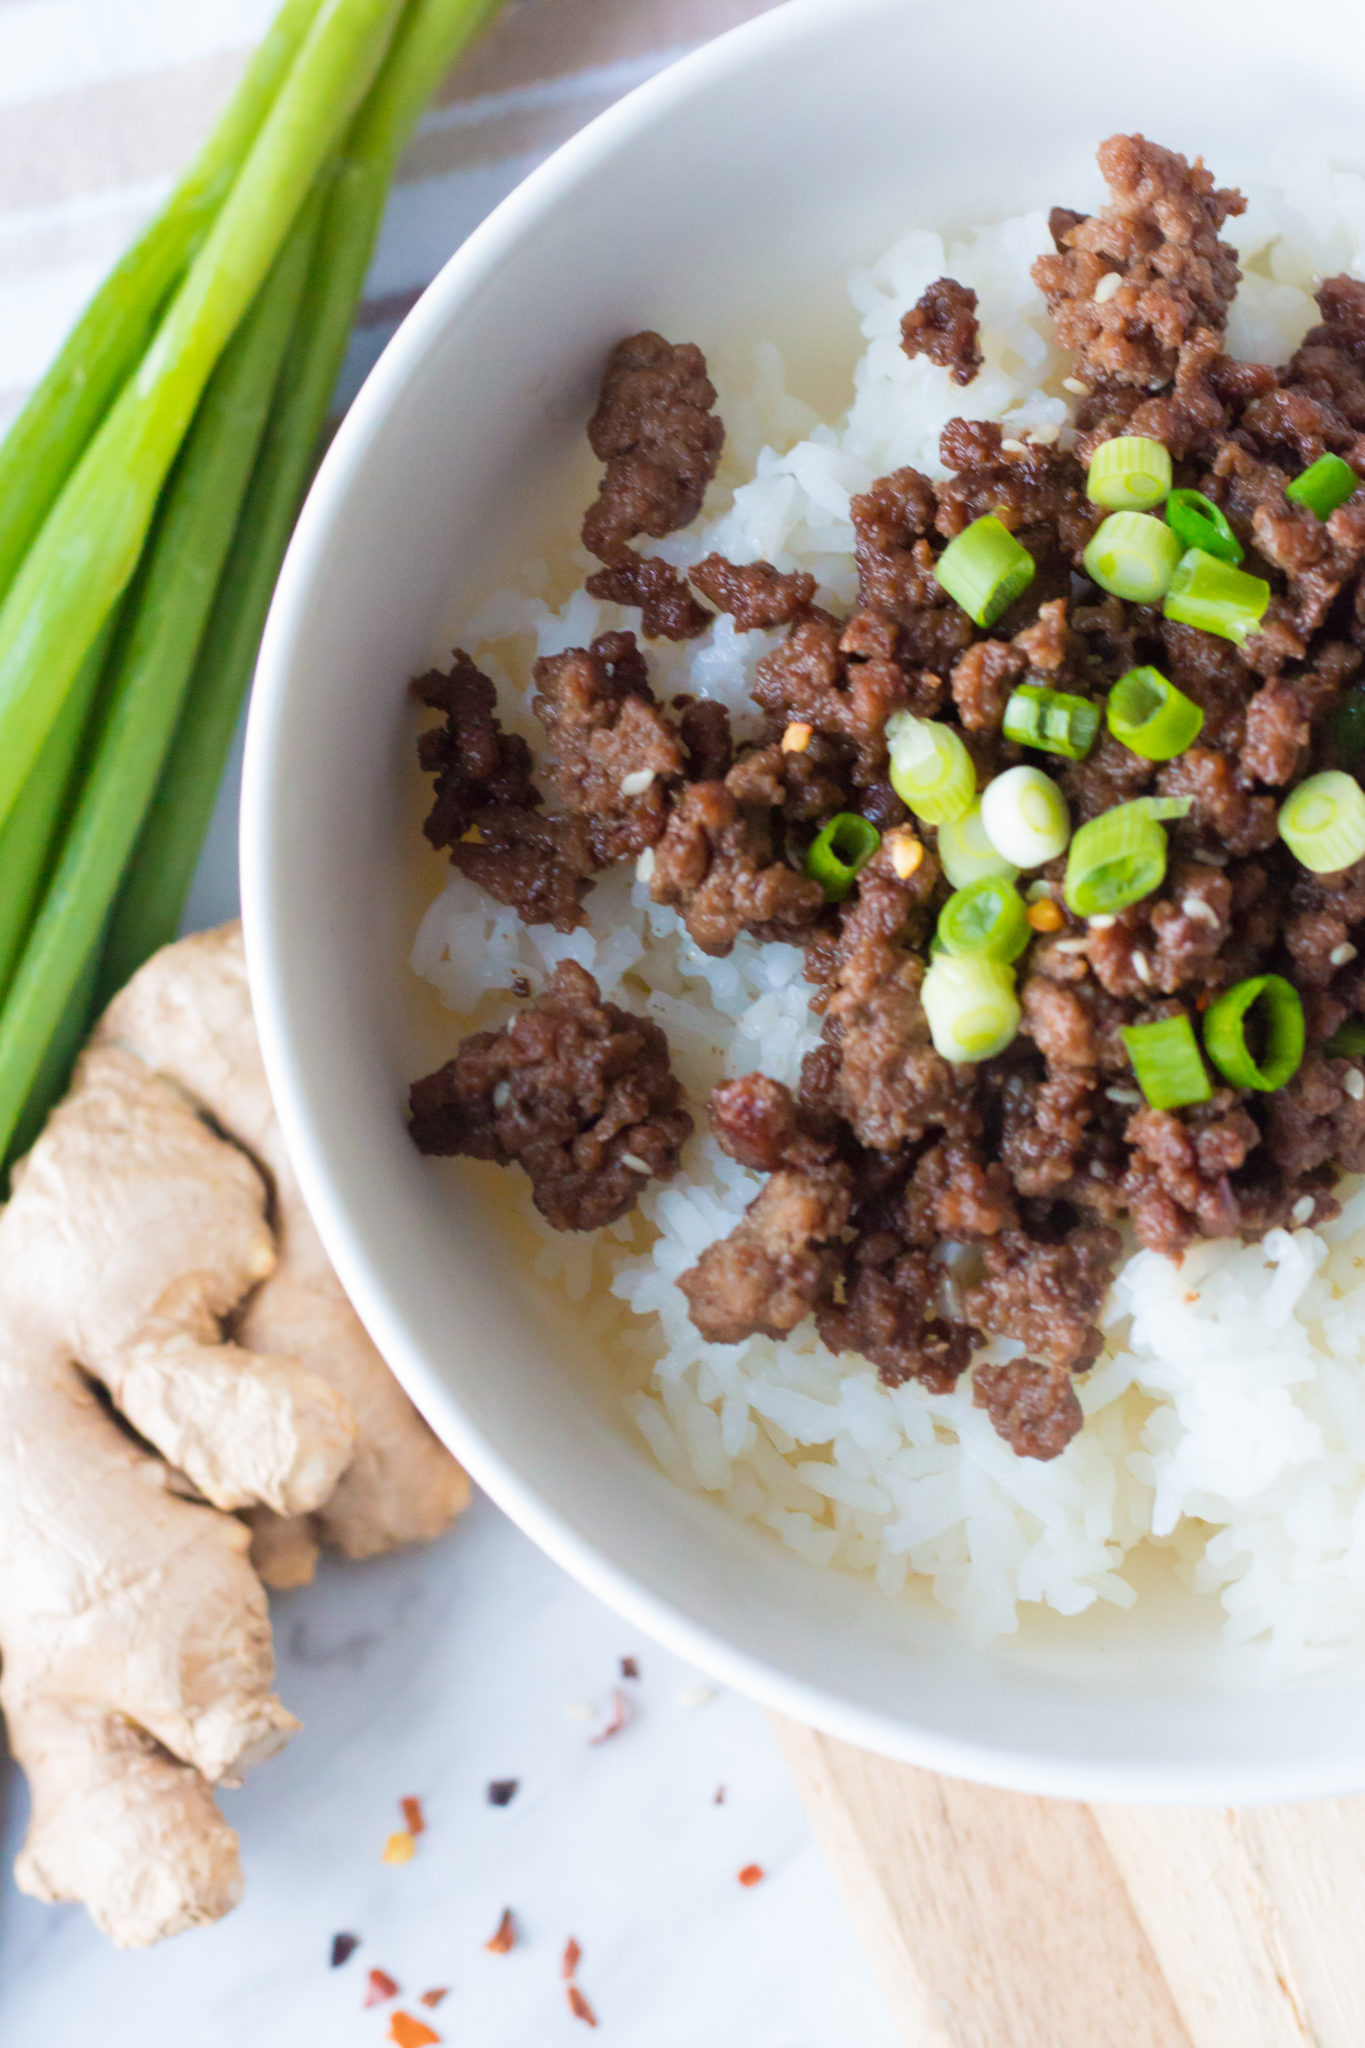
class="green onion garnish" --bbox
[1120,1013,1212,1111]
[921,953,1021,1064]
[1324,1020,1365,1058]
[1286,452,1359,522]
[803,812,880,902]
[1002,683,1101,761]
[933,514,1035,629]
[979,764,1071,869]
[1106,666,1204,760]
[885,710,976,827]
[1203,974,1305,1092]
[1063,801,1168,917]
[936,876,1030,964]
[1086,436,1173,512]
[1083,511,1182,604]
[1163,548,1269,646]
[1164,488,1243,565]
[937,800,1018,890]
[1278,770,1365,874]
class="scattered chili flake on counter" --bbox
[620,1655,640,1679]
[738,1864,765,1887]
[419,1989,449,2009]
[388,2012,441,2048]
[330,1932,360,1968]
[486,1777,519,1807]
[562,1937,582,1981]
[485,1908,517,1955]
[567,1986,598,2029]
[400,1795,426,1836]
[589,1688,632,1745]
[364,1967,400,2007]
[383,1830,416,1865]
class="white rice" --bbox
[412,154,1365,1659]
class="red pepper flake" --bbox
[567,1986,598,2028]
[388,2014,441,2048]
[485,1908,517,1955]
[400,1795,426,1837]
[562,1937,582,1981]
[620,1655,640,1680]
[738,1863,765,1887]
[419,1988,449,2009]
[589,1688,632,1745]
[364,1967,400,2007]
[713,1785,727,1806]
[330,1931,360,1968]
[486,1778,519,1807]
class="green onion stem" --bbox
[1106,666,1204,761]
[933,515,1034,629]
[102,0,505,991]
[1164,488,1242,565]
[1286,452,1359,522]
[1121,1013,1211,1111]
[0,0,325,613]
[0,0,408,839]
[0,200,321,1166]
[1203,975,1305,1092]
[1002,682,1100,761]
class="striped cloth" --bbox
[0,0,779,437]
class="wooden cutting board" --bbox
[776,1718,1365,2047]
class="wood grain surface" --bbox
[777,1718,1365,2048]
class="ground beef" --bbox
[1265,1055,1365,1179]
[1121,1096,1262,1253]
[971,1360,1084,1461]
[689,553,817,630]
[450,806,594,933]
[581,332,724,560]
[752,610,910,780]
[961,1226,1121,1374]
[532,633,685,865]
[415,651,539,849]
[677,696,735,781]
[1084,864,1232,999]
[1156,747,1278,857]
[678,1078,852,1343]
[408,961,691,1231]
[585,550,713,640]
[899,277,982,387]
[819,1244,973,1393]
[999,1071,1098,1199]
[648,747,825,955]
[848,467,975,667]
[1032,134,1245,391]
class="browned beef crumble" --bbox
[410,152,1365,1459]
[585,550,713,640]
[899,277,982,387]
[408,961,691,1231]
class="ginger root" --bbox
[0,923,467,1946]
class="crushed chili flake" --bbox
[589,1688,632,1745]
[400,1795,426,1837]
[486,1778,519,1807]
[562,1937,582,1981]
[485,1908,517,1955]
[713,1786,727,1806]
[419,1989,449,2009]
[567,1986,598,2028]
[330,1931,360,1968]
[383,1830,416,1865]
[738,1864,765,1887]
[388,2013,441,2048]
[619,1655,640,1680]
[364,1968,400,2007]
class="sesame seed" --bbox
[1052,936,1090,954]
[1000,437,1027,455]
[1093,271,1123,305]
[1088,914,1117,931]
[1106,1086,1143,1105]
[1330,942,1358,967]
[781,720,813,753]
[1292,1196,1316,1226]
[1063,376,1089,396]
[493,1081,511,1110]
[635,846,656,884]
[1182,896,1221,926]
[1131,951,1151,984]
[1030,423,1062,445]
[620,1153,650,1176]
[620,767,655,796]
[1346,1069,1365,1100]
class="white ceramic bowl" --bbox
[243,0,1365,1801]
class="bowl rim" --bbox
[243,0,1365,1805]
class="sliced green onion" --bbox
[1278,770,1365,873]
[1164,488,1243,564]
[1106,665,1204,760]
[1086,436,1172,512]
[1324,1020,1365,1058]
[1064,802,1168,917]
[1286,452,1359,522]
[937,801,1018,889]
[1002,683,1101,761]
[886,710,976,827]
[936,876,1030,963]
[921,954,1021,1064]
[1130,794,1194,823]
[1163,548,1269,646]
[1203,974,1305,1092]
[933,514,1035,628]
[1120,1014,1212,1110]
[979,764,1070,869]
[804,812,880,901]
[1083,511,1182,603]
